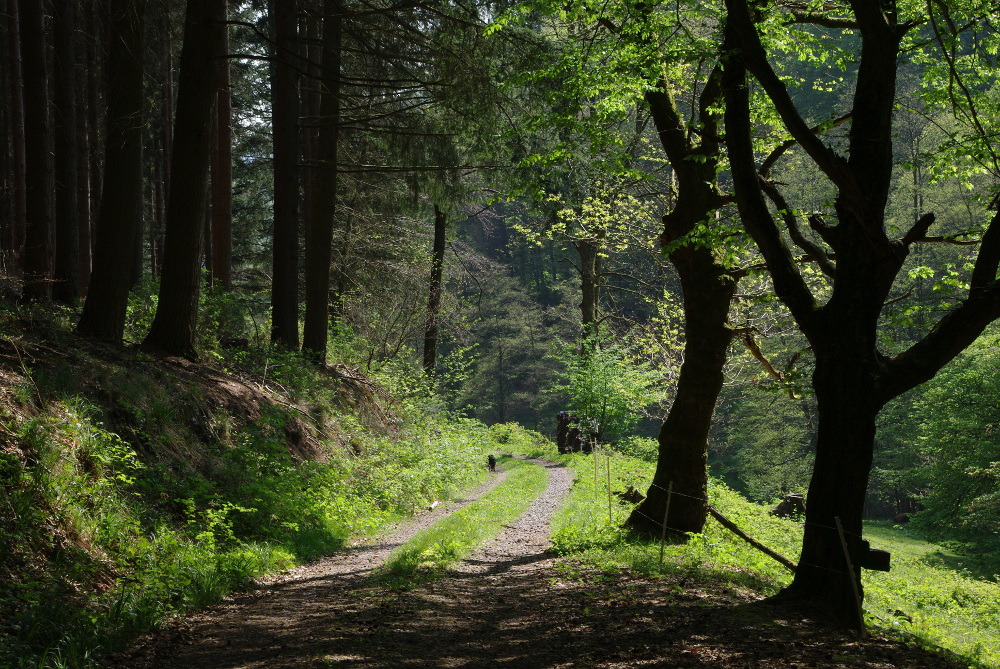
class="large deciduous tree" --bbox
[723,0,1000,623]
[625,67,738,537]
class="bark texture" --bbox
[210,0,233,289]
[19,0,52,302]
[423,205,447,375]
[625,70,733,538]
[301,0,342,363]
[52,0,80,303]
[6,0,27,262]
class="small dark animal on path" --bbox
[487,454,497,472]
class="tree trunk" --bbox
[152,0,173,280]
[19,0,52,302]
[269,0,300,349]
[76,33,92,297]
[623,70,732,538]
[301,0,341,363]
[716,2,1000,626]
[573,234,602,339]
[5,0,27,264]
[143,0,225,358]
[210,0,232,289]
[52,0,80,304]
[423,204,447,375]
[86,2,103,261]
[77,0,144,341]
[0,32,9,259]
[627,242,735,536]
[783,346,879,622]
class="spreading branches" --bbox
[879,208,1000,403]
[724,0,855,197]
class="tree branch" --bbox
[759,177,837,279]
[722,21,822,334]
[901,212,936,247]
[725,0,855,195]
[759,113,853,178]
[879,208,1000,403]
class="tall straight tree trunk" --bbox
[76,34,92,297]
[301,0,341,363]
[77,0,144,341]
[299,5,321,335]
[423,204,447,375]
[0,33,9,259]
[19,0,52,302]
[7,0,26,261]
[151,0,173,280]
[86,2,103,260]
[269,0,300,349]
[143,0,225,358]
[52,0,80,304]
[210,0,232,289]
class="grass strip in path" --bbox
[377,455,549,585]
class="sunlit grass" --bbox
[498,428,1000,669]
[863,522,1000,667]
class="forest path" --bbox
[111,457,573,668]
[111,459,967,669]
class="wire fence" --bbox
[588,449,869,637]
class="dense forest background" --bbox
[1,0,999,630]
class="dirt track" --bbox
[109,459,967,669]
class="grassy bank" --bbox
[0,322,518,668]
[497,429,1000,668]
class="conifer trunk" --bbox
[19,0,53,302]
[143,0,226,358]
[301,0,342,363]
[77,0,144,341]
[6,0,27,262]
[269,0,300,349]
[52,0,80,304]
[423,205,447,375]
[210,0,232,289]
